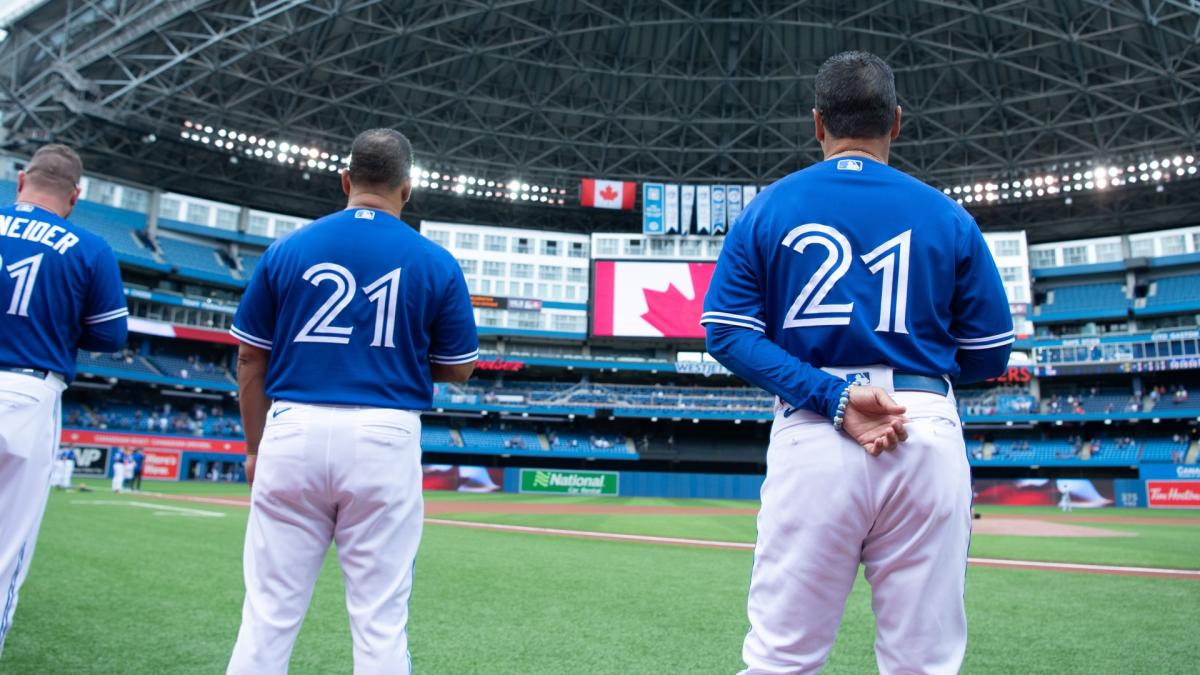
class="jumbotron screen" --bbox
[591,260,714,339]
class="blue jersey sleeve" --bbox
[78,245,129,353]
[428,265,478,365]
[700,213,765,331]
[230,249,276,351]
[949,217,1015,351]
[702,212,849,418]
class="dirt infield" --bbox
[971,518,1133,538]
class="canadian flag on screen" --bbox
[580,178,637,210]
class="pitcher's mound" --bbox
[975,518,1135,538]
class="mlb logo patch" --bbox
[836,159,863,172]
[354,209,375,220]
[847,372,871,386]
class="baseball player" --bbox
[52,447,76,489]
[0,144,128,656]
[226,128,477,675]
[110,446,126,492]
[702,52,1012,674]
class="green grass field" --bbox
[3,479,1198,674]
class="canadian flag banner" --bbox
[580,178,637,210]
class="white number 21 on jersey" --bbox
[293,263,403,347]
[781,224,910,334]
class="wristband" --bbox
[831,384,853,431]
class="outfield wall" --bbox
[502,467,764,500]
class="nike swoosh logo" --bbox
[272,407,292,419]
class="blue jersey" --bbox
[702,157,1012,413]
[231,208,478,410]
[0,202,128,380]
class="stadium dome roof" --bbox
[0,1,1197,239]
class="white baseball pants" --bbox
[111,460,124,491]
[741,380,972,675]
[0,370,65,656]
[228,401,424,675]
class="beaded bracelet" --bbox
[831,384,853,431]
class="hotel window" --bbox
[1160,235,1187,256]
[459,259,478,275]
[484,234,507,252]
[1129,239,1154,258]
[623,239,644,255]
[595,238,618,256]
[567,268,586,283]
[120,188,150,213]
[483,261,506,276]
[159,197,182,220]
[511,263,533,279]
[215,209,239,231]
[247,215,270,236]
[649,238,676,256]
[455,232,479,250]
[1094,241,1122,262]
[1062,246,1087,266]
[425,230,450,247]
[542,240,560,256]
[569,241,588,258]
[539,265,562,281]
[1029,249,1057,268]
[185,203,211,226]
[514,237,532,254]
[993,239,1022,258]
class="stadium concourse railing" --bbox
[75,352,1200,424]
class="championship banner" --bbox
[642,183,665,235]
[61,429,246,454]
[142,450,181,480]
[695,185,711,235]
[681,185,695,235]
[664,184,680,235]
[592,260,714,338]
[580,178,636,210]
[1146,480,1200,508]
[519,468,618,496]
[744,185,758,206]
[710,185,726,234]
[726,184,743,227]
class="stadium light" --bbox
[948,151,1200,207]
[179,121,568,205]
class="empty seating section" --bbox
[421,426,456,449]
[1036,282,1127,318]
[144,354,234,385]
[458,428,542,452]
[1139,439,1189,462]
[70,200,162,268]
[990,440,1078,463]
[156,236,236,282]
[976,438,1193,464]
[1145,274,1200,309]
[76,350,161,377]
[240,252,263,276]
